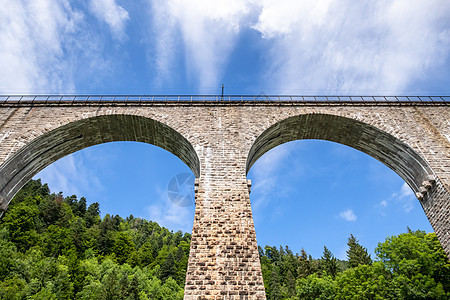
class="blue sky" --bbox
[1,1,449,259]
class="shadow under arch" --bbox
[0,114,200,209]
[246,113,433,195]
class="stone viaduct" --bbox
[0,95,448,299]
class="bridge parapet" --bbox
[0,94,448,105]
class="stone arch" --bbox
[246,113,450,255]
[247,113,434,194]
[0,114,200,210]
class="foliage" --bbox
[346,233,372,268]
[320,246,339,278]
[334,262,392,299]
[296,274,336,300]
[376,230,449,299]
[260,232,449,299]
[0,179,190,299]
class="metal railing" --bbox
[0,95,448,103]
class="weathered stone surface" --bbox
[0,101,448,299]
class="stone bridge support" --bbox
[184,154,265,299]
[183,107,266,299]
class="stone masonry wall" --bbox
[0,101,448,299]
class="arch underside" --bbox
[0,114,200,206]
[247,114,433,194]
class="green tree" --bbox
[85,202,100,227]
[265,246,281,264]
[335,262,391,299]
[102,267,120,300]
[390,273,447,299]
[157,277,184,300]
[2,201,41,251]
[136,240,155,267]
[112,232,136,264]
[320,246,338,278]
[52,262,74,299]
[124,274,140,300]
[0,276,27,299]
[267,266,281,300]
[42,225,73,257]
[296,273,336,300]
[160,252,177,282]
[0,228,17,280]
[346,234,372,268]
[97,214,117,255]
[376,230,450,297]
[70,216,87,254]
[298,248,318,278]
[76,281,103,299]
[282,269,296,298]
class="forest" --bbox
[0,179,449,299]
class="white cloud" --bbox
[252,0,333,39]
[376,182,418,215]
[250,144,293,210]
[35,153,103,198]
[150,0,256,93]
[145,187,194,233]
[3,1,447,95]
[147,0,179,86]
[253,144,290,180]
[376,200,388,216]
[0,0,78,93]
[252,0,450,94]
[249,142,307,228]
[147,0,450,94]
[399,182,413,197]
[392,182,415,213]
[89,0,129,41]
[339,209,357,221]
[0,0,113,93]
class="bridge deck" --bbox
[0,95,448,106]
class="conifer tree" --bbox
[268,267,281,300]
[284,269,296,297]
[320,246,338,278]
[346,234,372,268]
[298,248,318,278]
[160,252,177,282]
[85,202,100,227]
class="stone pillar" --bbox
[420,178,450,257]
[184,152,266,299]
